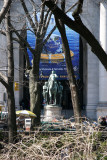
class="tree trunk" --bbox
[29,69,41,126]
[29,39,42,126]
[62,28,81,122]
[7,89,17,143]
[55,0,81,123]
[5,10,17,143]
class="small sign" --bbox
[0,106,2,111]
[14,82,19,91]
[0,106,5,111]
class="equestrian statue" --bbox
[43,70,63,106]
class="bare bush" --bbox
[0,118,107,160]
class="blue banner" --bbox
[27,13,79,80]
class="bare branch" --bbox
[0,71,8,89]
[13,37,31,70]
[12,36,31,70]
[11,24,35,54]
[43,8,50,26]
[19,24,31,69]
[72,0,83,20]
[29,0,38,28]
[37,2,45,34]
[40,2,45,24]
[0,0,12,24]
[5,9,14,82]
[41,11,52,38]
[20,0,37,33]
[66,2,78,13]
[45,11,52,32]
[0,25,31,70]
[0,28,22,44]
[43,25,56,45]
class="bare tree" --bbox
[55,0,80,123]
[0,0,12,24]
[6,10,17,143]
[10,0,57,125]
[0,9,17,143]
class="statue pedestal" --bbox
[43,105,62,122]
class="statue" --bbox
[43,82,49,104]
[43,71,63,122]
[48,70,58,83]
[48,70,58,104]
[42,70,63,106]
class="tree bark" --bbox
[7,89,17,143]
[5,10,17,143]
[55,0,81,123]
[0,0,12,24]
[29,38,43,126]
[29,70,41,126]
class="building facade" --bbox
[0,0,107,120]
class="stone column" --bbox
[14,41,20,110]
[86,45,99,120]
[97,1,107,118]
[82,1,100,120]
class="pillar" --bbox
[86,45,99,120]
[97,1,107,118]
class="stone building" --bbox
[0,0,107,120]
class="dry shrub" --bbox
[0,118,107,160]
